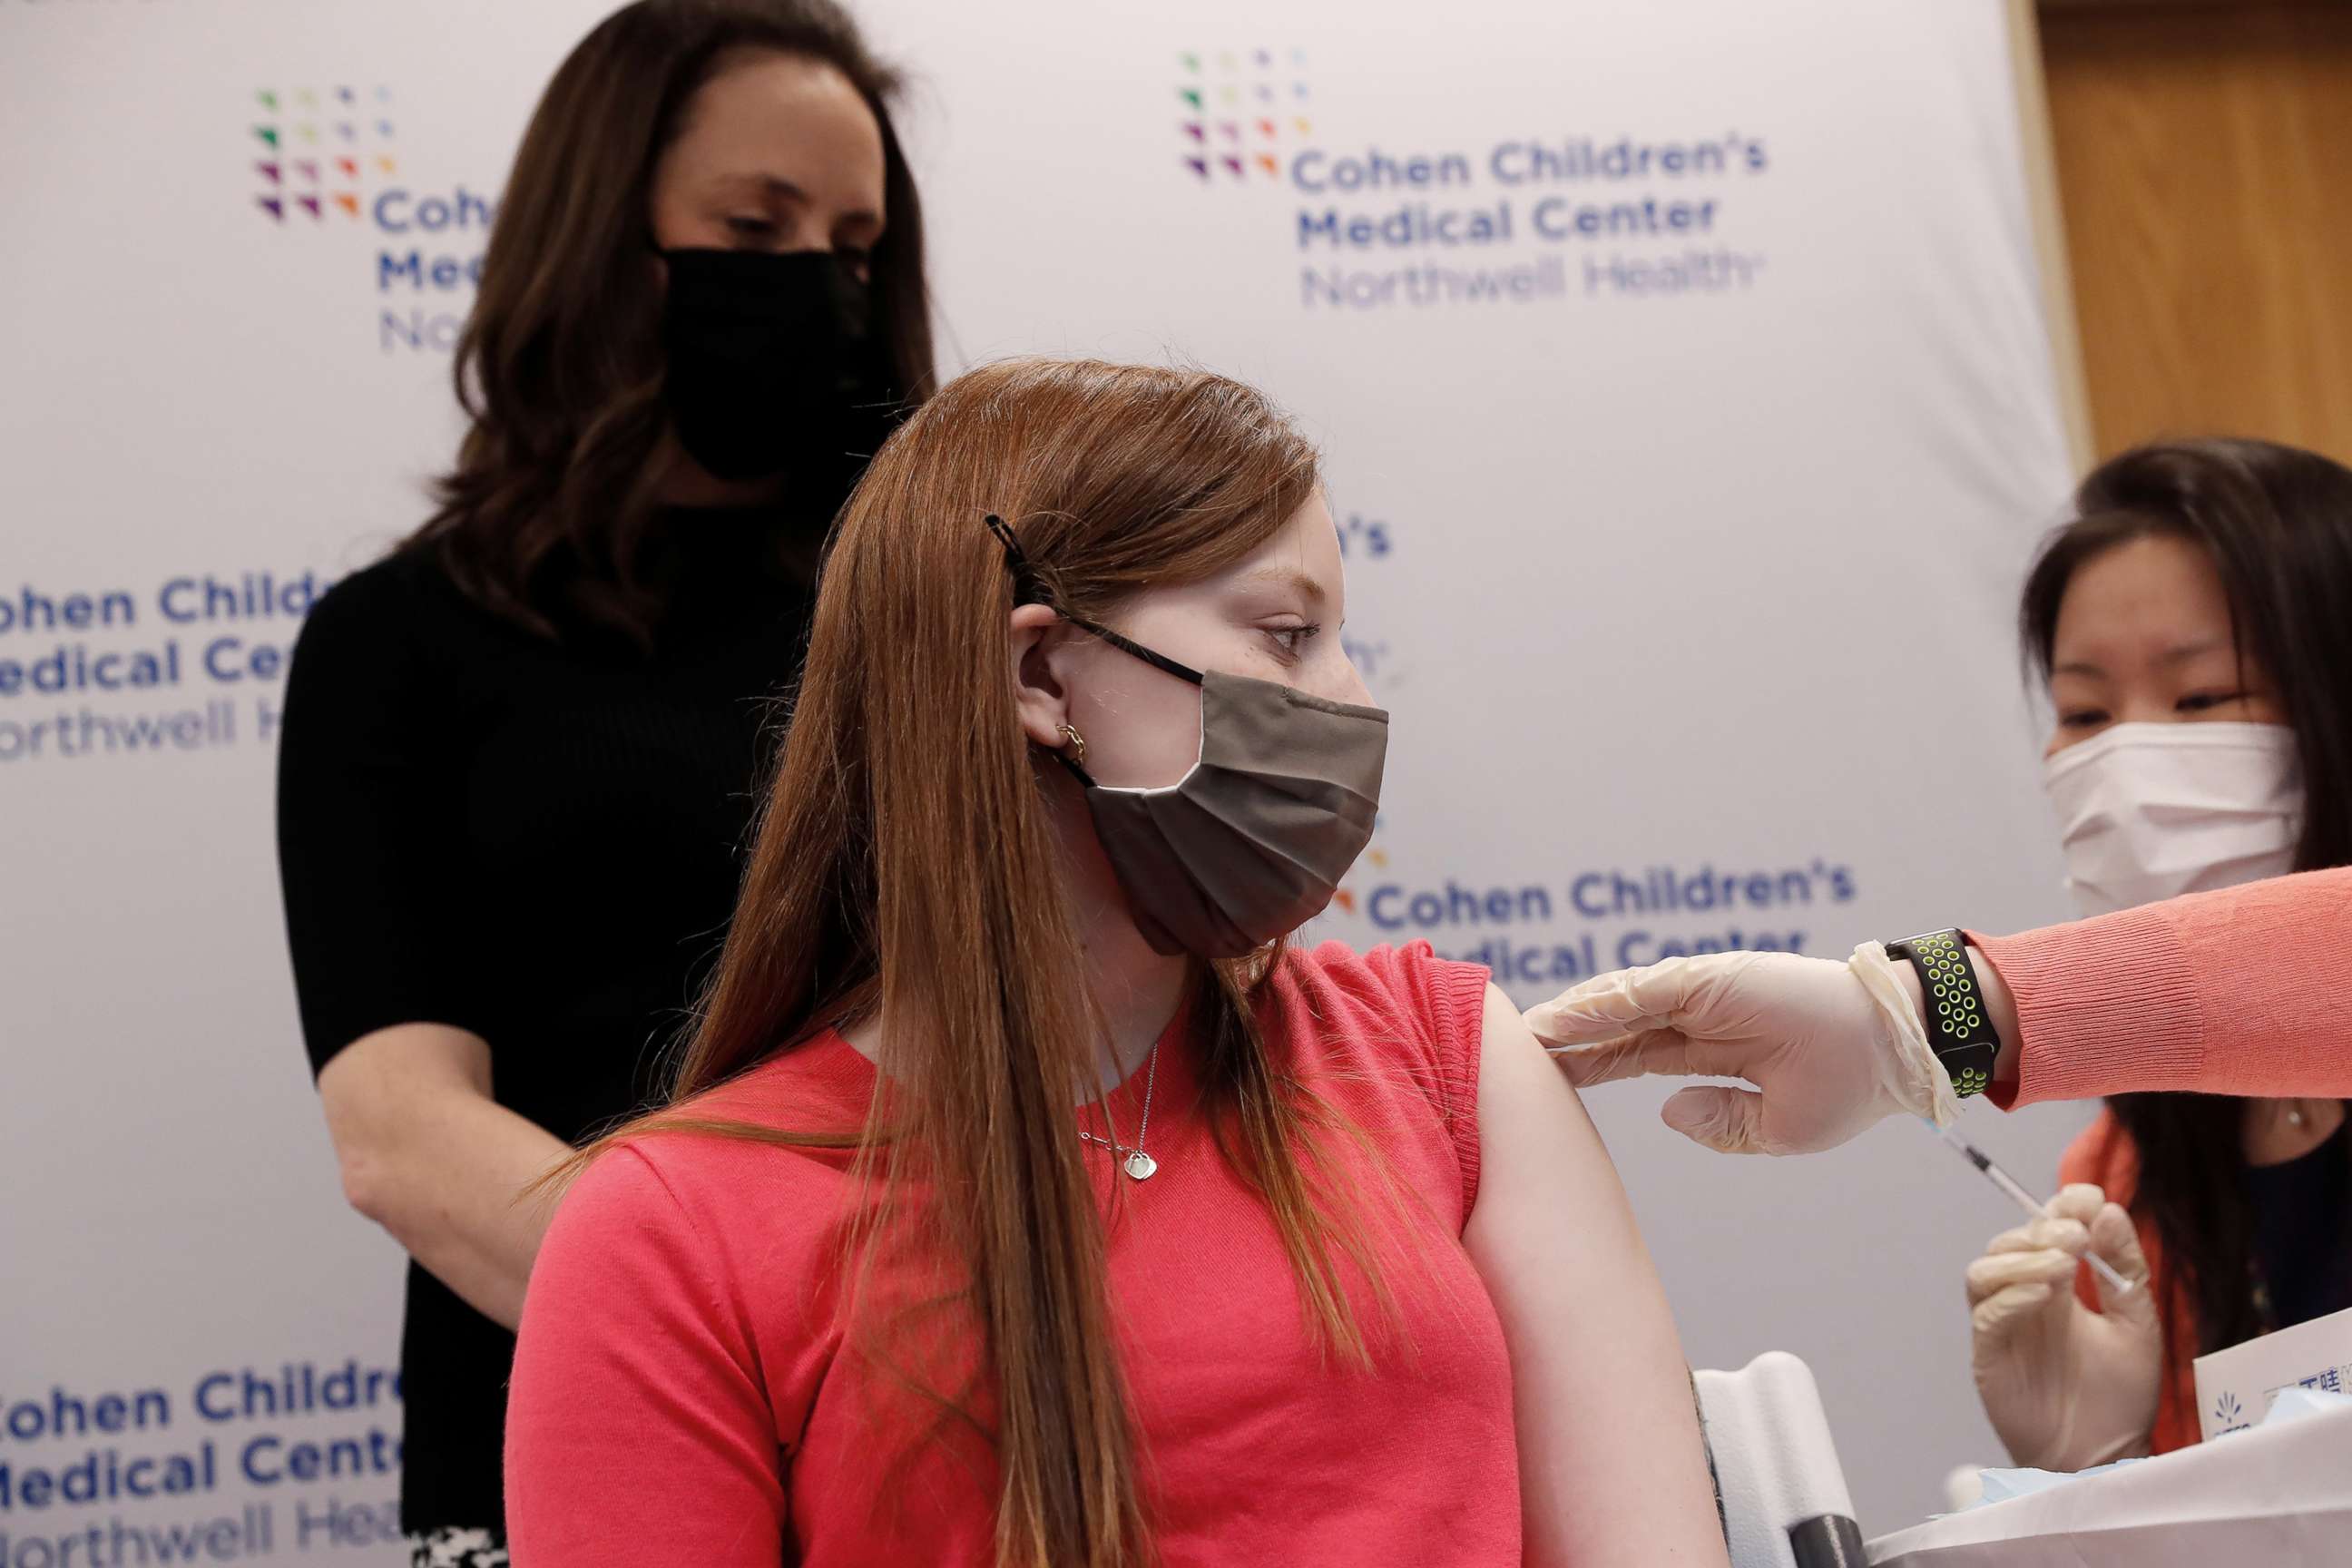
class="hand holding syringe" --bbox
[1929,1121,2135,1295]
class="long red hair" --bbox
[564,359,1392,1566]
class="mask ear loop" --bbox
[988,513,1100,785]
[984,514,1048,607]
[981,514,1208,684]
[984,513,1213,789]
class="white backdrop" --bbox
[1,0,2092,1558]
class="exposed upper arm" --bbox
[314,1017,573,1329]
[1463,984,1728,1567]
[315,1021,494,1211]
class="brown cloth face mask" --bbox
[1066,644,1388,959]
[986,513,1387,958]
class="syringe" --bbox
[1930,1121,2135,1295]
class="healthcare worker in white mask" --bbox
[1966,436,2347,1472]
[1531,438,2352,1473]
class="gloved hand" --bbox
[1524,947,1955,1155]
[1966,1182,2161,1470]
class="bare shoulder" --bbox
[1475,982,1589,1120]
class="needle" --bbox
[1930,1121,2135,1295]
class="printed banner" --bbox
[1,1,2092,1554]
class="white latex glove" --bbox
[1965,1183,2161,1470]
[1523,946,1955,1155]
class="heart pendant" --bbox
[1122,1150,1159,1181]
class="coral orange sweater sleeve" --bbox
[1969,867,2352,1110]
[506,1145,786,1567]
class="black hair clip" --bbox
[984,513,1050,607]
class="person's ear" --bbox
[1009,603,1076,750]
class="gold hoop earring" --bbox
[1057,723,1086,768]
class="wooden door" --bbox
[2036,1,2352,462]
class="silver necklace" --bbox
[1078,1040,1161,1181]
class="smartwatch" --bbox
[1884,928,2001,1098]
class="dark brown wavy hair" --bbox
[409,0,935,641]
[2022,436,2352,1353]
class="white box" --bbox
[2191,1304,2352,1440]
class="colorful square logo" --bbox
[1179,49,1308,182]
[251,85,396,221]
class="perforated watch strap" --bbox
[1884,929,2001,1098]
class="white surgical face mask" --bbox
[2042,720,2302,917]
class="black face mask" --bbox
[657,247,900,486]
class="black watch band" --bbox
[1884,928,2000,1098]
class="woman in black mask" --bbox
[271,5,930,1563]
